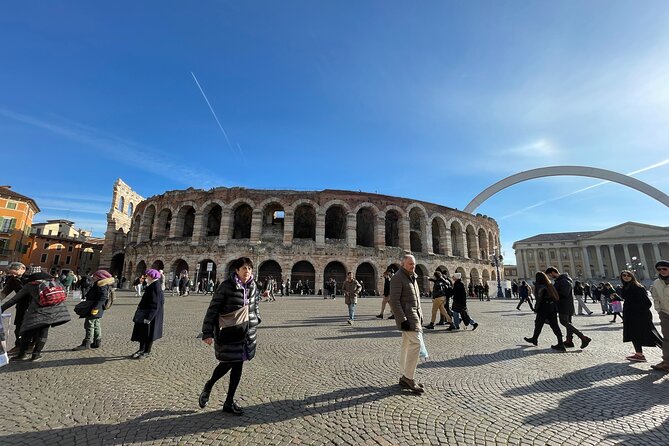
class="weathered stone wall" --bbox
[121,187,501,294]
[99,178,145,275]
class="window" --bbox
[6,201,17,209]
[53,254,60,264]
[36,228,42,235]
[40,253,47,262]
[561,251,568,260]
[128,202,134,217]
[44,243,50,249]
[0,217,15,232]
[550,251,556,260]
[56,245,62,251]
[65,256,71,264]
[68,245,73,252]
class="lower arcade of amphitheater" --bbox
[119,246,501,295]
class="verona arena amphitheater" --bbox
[105,182,501,294]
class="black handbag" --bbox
[74,300,93,317]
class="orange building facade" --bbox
[25,235,104,276]
[0,186,39,271]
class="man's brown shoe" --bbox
[650,362,669,372]
[399,376,425,394]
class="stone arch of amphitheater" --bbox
[121,187,501,294]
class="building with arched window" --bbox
[104,183,501,294]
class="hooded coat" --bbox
[622,282,662,346]
[80,277,114,319]
[0,272,71,334]
[201,273,261,363]
[451,279,468,313]
[131,280,164,342]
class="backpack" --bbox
[36,280,68,307]
[104,287,115,310]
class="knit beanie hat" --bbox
[145,269,161,280]
[655,260,669,269]
[92,270,112,281]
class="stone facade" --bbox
[99,179,144,278]
[119,186,501,294]
[513,221,669,283]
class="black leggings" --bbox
[532,312,563,344]
[632,340,644,354]
[205,361,243,405]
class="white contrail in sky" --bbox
[499,158,669,220]
[190,72,235,152]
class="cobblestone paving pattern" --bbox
[1,292,668,445]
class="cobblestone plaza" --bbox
[2,293,668,446]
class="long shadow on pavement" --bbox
[502,363,669,428]
[2,355,128,372]
[0,385,399,445]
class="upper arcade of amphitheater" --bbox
[124,186,501,261]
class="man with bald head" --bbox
[1,262,27,355]
[389,254,425,394]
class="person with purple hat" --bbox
[130,269,165,359]
[72,270,114,350]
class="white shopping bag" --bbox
[418,332,429,360]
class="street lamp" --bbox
[625,256,644,279]
[490,250,504,299]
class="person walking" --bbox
[388,254,425,394]
[573,281,593,315]
[516,280,534,311]
[199,257,261,415]
[545,267,591,349]
[72,270,114,350]
[342,272,362,325]
[450,273,479,331]
[523,271,565,351]
[583,282,592,303]
[377,270,395,319]
[79,273,91,302]
[424,271,454,330]
[1,269,71,361]
[610,289,624,323]
[601,282,616,315]
[130,269,164,359]
[620,270,663,362]
[650,261,669,372]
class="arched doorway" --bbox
[386,263,400,274]
[415,264,429,294]
[355,262,376,295]
[261,203,285,241]
[324,261,347,295]
[172,259,189,281]
[470,268,480,285]
[151,260,165,271]
[135,260,147,278]
[291,261,315,295]
[196,259,217,290]
[110,253,125,279]
[258,260,282,286]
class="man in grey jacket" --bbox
[389,254,425,394]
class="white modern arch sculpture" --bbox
[464,166,669,214]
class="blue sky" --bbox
[2,2,669,264]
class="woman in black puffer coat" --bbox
[1,271,71,361]
[199,257,261,415]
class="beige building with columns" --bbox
[513,222,669,284]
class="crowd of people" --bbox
[1,255,668,414]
